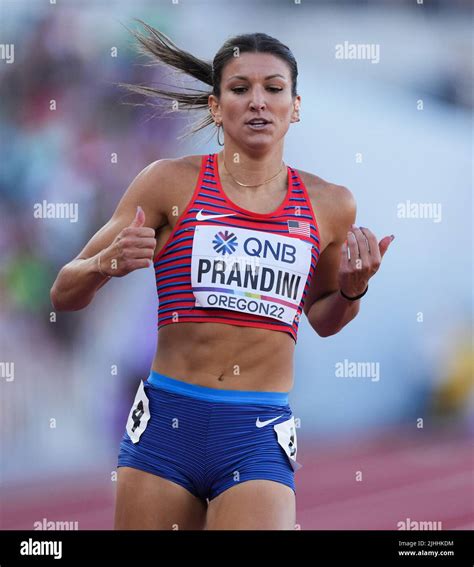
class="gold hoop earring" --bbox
[217,123,224,146]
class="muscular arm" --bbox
[50,160,171,311]
[303,185,360,337]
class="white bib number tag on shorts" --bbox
[274,416,302,471]
[191,225,312,324]
[125,380,150,444]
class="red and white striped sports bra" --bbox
[153,153,321,343]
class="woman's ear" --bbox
[208,94,222,124]
[291,95,301,123]
[291,106,301,123]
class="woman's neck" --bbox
[218,148,285,189]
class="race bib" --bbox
[125,380,150,444]
[274,416,302,471]
[191,225,312,324]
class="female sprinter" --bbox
[50,23,394,530]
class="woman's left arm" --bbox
[303,185,394,337]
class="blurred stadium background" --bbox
[0,0,472,530]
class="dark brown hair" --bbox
[118,19,298,140]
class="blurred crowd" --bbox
[0,9,182,332]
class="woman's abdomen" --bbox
[152,321,295,392]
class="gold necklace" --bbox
[222,157,285,188]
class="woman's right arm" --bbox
[50,160,171,311]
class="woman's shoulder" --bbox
[296,167,355,207]
[295,167,356,248]
[138,154,205,204]
[297,167,356,220]
[143,154,203,183]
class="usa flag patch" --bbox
[287,219,310,237]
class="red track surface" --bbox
[2,427,472,530]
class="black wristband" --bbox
[340,284,368,301]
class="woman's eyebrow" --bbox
[226,74,287,82]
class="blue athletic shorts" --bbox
[117,371,301,501]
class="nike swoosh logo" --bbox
[256,415,284,428]
[196,209,236,221]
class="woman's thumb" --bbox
[130,205,145,228]
[379,234,395,258]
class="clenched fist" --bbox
[98,206,157,277]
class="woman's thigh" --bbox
[205,479,296,530]
[114,466,208,530]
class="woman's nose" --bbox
[249,89,266,110]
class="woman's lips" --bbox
[246,122,271,130]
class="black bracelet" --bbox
[340,284,368,301]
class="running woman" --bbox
[50,23,394,530]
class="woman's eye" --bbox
[231,86,283,94]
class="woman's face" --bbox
[209,52,301,151]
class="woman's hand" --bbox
[338,224,394,298]
[99,206,157,277]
